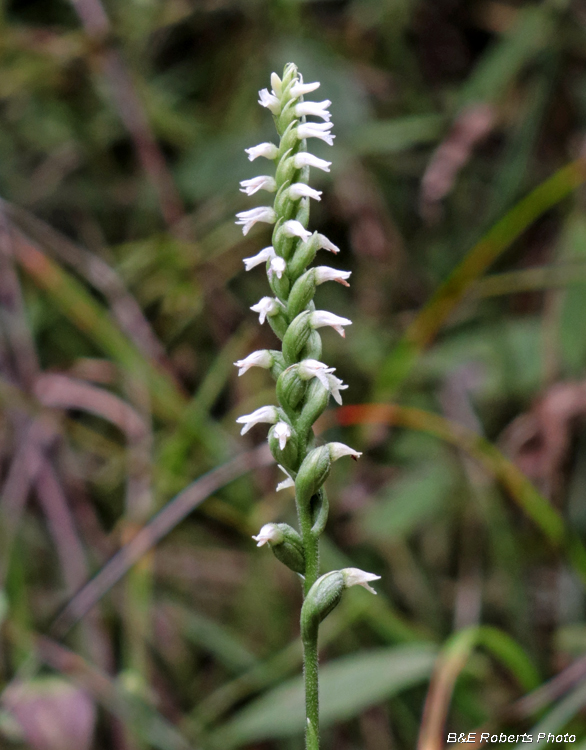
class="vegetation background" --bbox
[1,0,586,748]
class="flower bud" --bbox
[297,377,331,437]
[295,445,331,507]
[282,310,312,365]
[276,365,307,417]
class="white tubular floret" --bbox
[295,100,332,121]
[314,267,351,286]
[235,207,276,236]
[288,183,322,202]
[258,88,281,114]
[341,568,381,595]
[290,80,320,98]
[252,523,284,547]
[251,296,281,324]
[274,421,292,450]
[268,256,286,280]
[276,464,295,491]
[293,152,331,172]
[240,175,277,196]
[296,122,335,146]
[234,349,273,376]
[328,442,362,461]
[236,405,279,435]
[282,220,312,242]
[243,246,276,271]
[296,360,348,404]
[245,142,279,161]
[310,310,352,337]
[317,234,340,254]
[297,359,334,384]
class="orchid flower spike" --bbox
[236,64,376,740]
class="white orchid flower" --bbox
[309,310,352,337]
[234,350,273,376]
[245,142,279,161]
[240,175,277,196]
[236,405,279,435]
[235,206,276,236]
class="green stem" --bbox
[297,491,320,748]
[303,635,320,750]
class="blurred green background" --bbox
[2,0,586,748]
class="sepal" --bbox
[295,444,331,506]
[276,366,307,418]
[297,378,330,438]
[282,310,312,365]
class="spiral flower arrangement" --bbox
[234,63,380,749]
